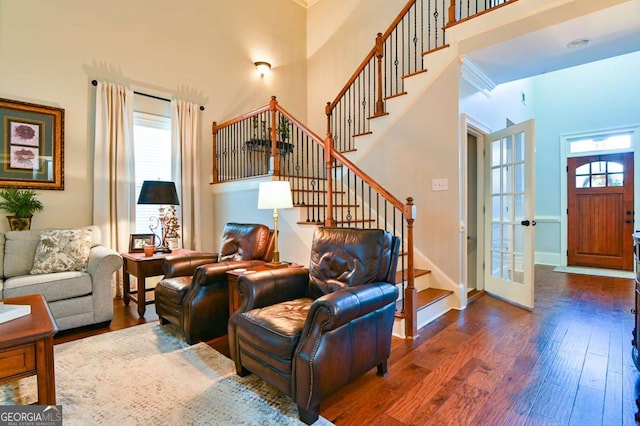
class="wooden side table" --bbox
[226,263,305,316]
[122,249,197,317]
[0,294,58,405]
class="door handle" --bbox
[627,219,633,224]
[521,220,537,227]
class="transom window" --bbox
[575,161,624,188]
[569,133,631,154]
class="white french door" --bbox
[484,119,536,309]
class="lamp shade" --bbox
[257,181,293,210]
[137,181,180,205]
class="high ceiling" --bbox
[462,1,640,85]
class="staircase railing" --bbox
[326,0,517,153]
[212,97,418,337]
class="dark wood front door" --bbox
[568,152,634,270]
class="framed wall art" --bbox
[0,98,64,189]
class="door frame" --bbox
[559,125,640,268]
[461,114,491,300]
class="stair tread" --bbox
[395,287,452,316]
[395,268,430,284]
[417,288,452,309]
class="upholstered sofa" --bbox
[0,226,123,331]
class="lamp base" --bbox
[264,261,289,268]
[154,246,172,254]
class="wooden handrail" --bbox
[380,0,418,40]
[276,103,326,150]
[326,48,377,113]
[330,146,405,212]
[326,0,419,114]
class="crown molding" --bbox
[460,56,496,99]
[291,0,320,8]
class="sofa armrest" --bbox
[86,245,123,323]
[163,252,218,278]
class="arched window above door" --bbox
[575,160,624,188]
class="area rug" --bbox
[553,265,634,279]
[0,323,333,426]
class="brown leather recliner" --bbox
[154,223,274,344]
[228,227,400,424]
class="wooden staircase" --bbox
[211,0,520,339]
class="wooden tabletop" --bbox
[0,294,58,348]
[121,248,199,262]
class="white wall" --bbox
[306,0,404,133]
[0,0,307,251]
[460,51,640,265]
[532,51,640,262]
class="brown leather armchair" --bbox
[154,223,274,344]
[229,227,400,424]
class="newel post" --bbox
[212,121,219,184]
[375,32,385,116]
[269,96,280,176]
[324,133,336,226]
[404,196,418,339]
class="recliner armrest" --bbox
[236,267,310,312]
[162,252,218,278]
[306,282,398,331]
[190,259,265,289]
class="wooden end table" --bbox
[122,249,198,317]
[0,294,58,405]
[226,263,305,315]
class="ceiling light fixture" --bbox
[566,38,591,49]
[255,61,271,77]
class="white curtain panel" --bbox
[93,81,135,297]
[171,99,201,251]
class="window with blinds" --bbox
[133,112,172,235]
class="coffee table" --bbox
[0,294,58,405]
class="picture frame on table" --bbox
[129,234,156,253]
[0,98,64,190]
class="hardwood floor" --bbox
[54,265,640,425]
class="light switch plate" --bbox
[432,178,448,191]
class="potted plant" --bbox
[0,188,44,231]
[278,116,290,142]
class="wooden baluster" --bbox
[324,133,336,226]
[404,197,418,339]
[269,96,279,176]
[375,32,385,117]
[448,0,456,25]
[212,122,219,184]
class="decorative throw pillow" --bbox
[30,228,93,274]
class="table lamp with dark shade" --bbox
[137,180,180,253]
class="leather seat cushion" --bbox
[237,298,313,361]
[155,276,193,305]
